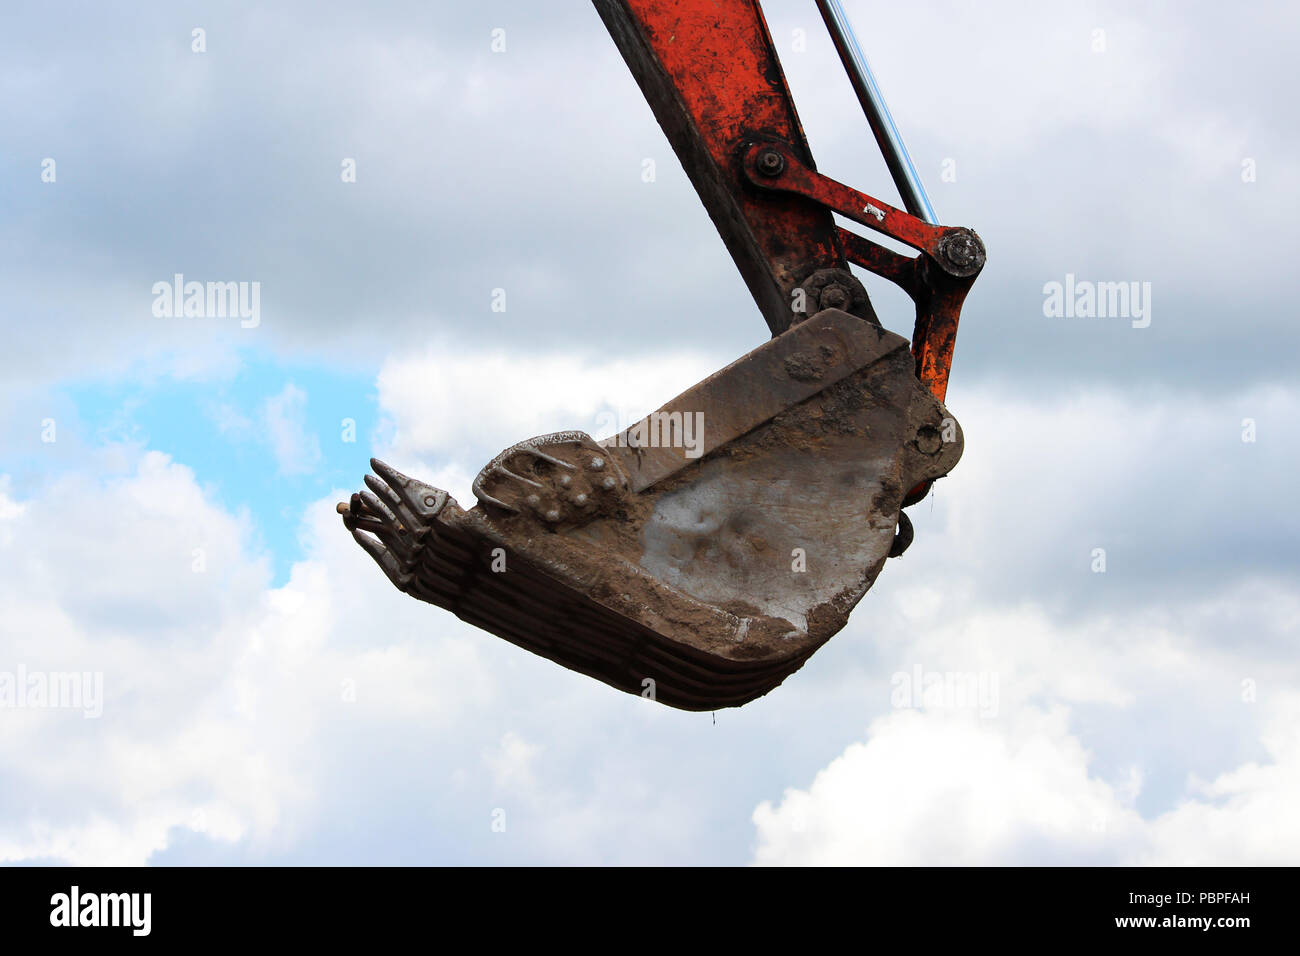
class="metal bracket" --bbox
[742,142,985,402]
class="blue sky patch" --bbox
[59,352,382,585]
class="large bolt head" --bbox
[820,285,850,311]
[935,229,987,278]
[756,149,786,177]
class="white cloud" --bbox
[1139,696,1300,865]
[485,731,541,790]
[749,378,1300,866]
[0,476,24,546]
[2,346,1298,865]
[0,450,496,865]
[372,343,721,505]
[263,383,321,476]
[752,688,1300,866]
[377,344,720,459]
[753,706,1143,866]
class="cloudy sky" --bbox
[1,0,1296,865]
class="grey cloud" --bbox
[4,0,1296,393]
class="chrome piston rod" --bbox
[814,0,938,224]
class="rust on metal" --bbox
[345,311,963,710]
[342,0,987,708]
[740,142,985,401]
[590,0,873,333]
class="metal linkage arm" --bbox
[741,142,984,401]
[594,0,985,401]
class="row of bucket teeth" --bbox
[441,546,813,709]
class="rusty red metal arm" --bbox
[740,142,985,401]
[593,0,984,401]
[592,0,856,334]
[741,141,949,255]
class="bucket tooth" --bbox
[370,458,449,522]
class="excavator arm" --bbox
[593,0,984,399]
[340,0,985,710]
[593,0,859,335]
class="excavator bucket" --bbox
[342,0,984,709]
[343,310,961,710]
